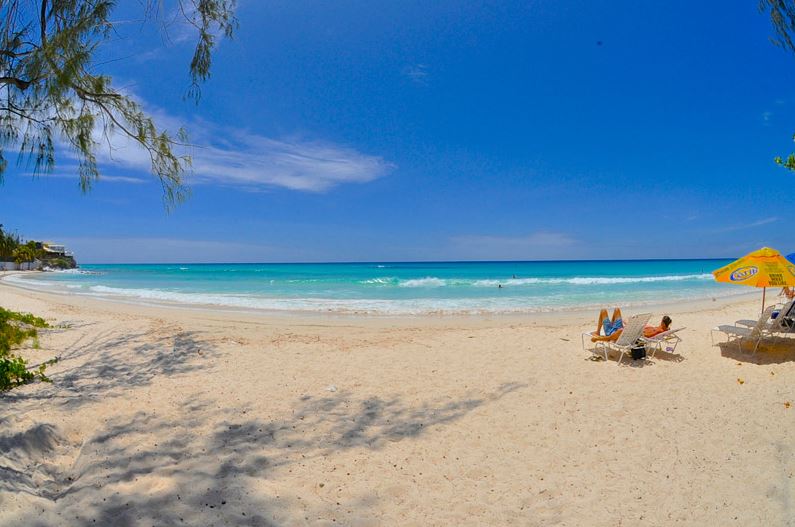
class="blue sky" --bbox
[1,0,794,263]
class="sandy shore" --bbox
[1,278,794,526]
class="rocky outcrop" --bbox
[40,255,78,269]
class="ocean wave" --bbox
[562,273,714,285]
[399,277,448,288]
[48,268,103,275]
[391,273,714,288]
[82,284,532,314]
[359,277,398,285]
[74,283,747,315]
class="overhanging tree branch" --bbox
[0,0,237,207]
[0,76,33,90]
[762,0,795,171]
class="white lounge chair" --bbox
[585,313,652,364]
[711,306,776,354]
[639,327,685,359]
[735,299,795,333]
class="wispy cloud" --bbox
[403,64,429,85]
[188,133,394,191]
[708,216,779,234]
[65,100,394,193]
[762,111,773,125]
[36,172,147,184]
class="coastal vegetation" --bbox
[0,0,237,207]
[0,224,57,389]
[0,306,53,390]
[0,224,22,260]
[0,223,76,268]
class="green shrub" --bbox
[46,258,72,269]
[0,307,54,390]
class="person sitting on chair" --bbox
[781,287,795,300]
[591,308,624,342]
[643,315,672,338]
[591,310,672,342]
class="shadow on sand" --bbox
[1,326,209,410]
[1,325,526,525]
[717,336,795,365]
[4,384,525,526]
[587,348,685,367]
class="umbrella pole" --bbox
[762,287,766,314]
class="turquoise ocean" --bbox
[5,259,752,315]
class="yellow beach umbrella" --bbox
[713,247,795,311]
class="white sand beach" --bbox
[1,277,795,526]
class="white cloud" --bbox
[65,101,394,193]
[189,133,394,191]
[403,64,429,84]
[36,171,147,184]
[762,111,773,125]
[709,217,779,234]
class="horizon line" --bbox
[76,257,737,266]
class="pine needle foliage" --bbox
[0,0,237,208]
[761,0,795,170]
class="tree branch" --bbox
[0,48,33,58]
[1,106,53,124]
[72,85,122,99]
[0,76,32,90]
[40,0,48,44]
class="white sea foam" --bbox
[565,273,713,285]
[399,277,447,288]
[80,285,584,314]
[472,278,545,287]
[82,284,522,314]
[3,274,59,287]
[395,274,713,288]
[49,268,103,275]
[73,283,747,315]
[360,277,396,285]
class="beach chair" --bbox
[585,313,652,364]
[711,306,776,354]
[735,299,795,333]
[580,312,630,350]
[755,300,795,339]
[639,327,685,359]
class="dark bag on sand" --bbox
[631,345,646,360]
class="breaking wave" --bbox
[357,273,714,288]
